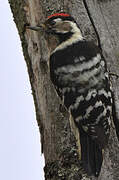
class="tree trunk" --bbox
[9,0,119,179]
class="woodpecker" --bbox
[27,13,113,176]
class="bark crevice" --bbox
[83,0,102,50]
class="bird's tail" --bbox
[80,128,103,177]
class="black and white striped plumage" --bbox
[47,14,112,176]
[50,40,112,139]
[28,13,113,177]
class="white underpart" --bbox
[52,21,84,53]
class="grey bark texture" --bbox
[9,0,119,179]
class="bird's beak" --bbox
[26,24,46,31]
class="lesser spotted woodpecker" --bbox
[27,13,113,177]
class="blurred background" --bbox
[0,1,44,179]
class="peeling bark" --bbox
[9,0,119,179]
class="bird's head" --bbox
[27,13,83,51]
[27,13,83,42]
[44,13,79,34]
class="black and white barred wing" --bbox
[50,41,112,148]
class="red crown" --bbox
[48,13,70,19]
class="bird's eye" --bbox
[50,21,56,26]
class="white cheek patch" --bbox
[55,30,69,33]
[52,21,84,54]
[55,22,71,34]
[54,18,62,22]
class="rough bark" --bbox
[9,0,119,179]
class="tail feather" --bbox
[94,142,103,176]
[80,128,103,176]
